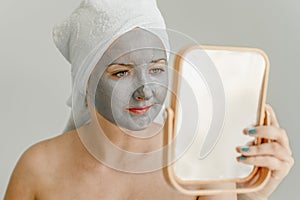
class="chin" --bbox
[123,116,153,131]
[124,120,152,131]
[129,126,148,131]
[115,109,160,131]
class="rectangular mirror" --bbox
[165,45,270,195]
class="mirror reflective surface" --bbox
[170,46,268,182]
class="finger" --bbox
[243,126,291,154]
[236,142,292,160]
[236,155,294,172]
[265,104,280,128]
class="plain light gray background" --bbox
[0,0,298,199]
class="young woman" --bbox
[4,1,294,199]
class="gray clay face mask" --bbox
[89,28,168,131]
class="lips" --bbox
[127,105,152,115]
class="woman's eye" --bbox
[113,70,129,78]
[149,68,165,74]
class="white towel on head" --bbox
[52,0,170,133]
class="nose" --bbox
[133,84,153,101]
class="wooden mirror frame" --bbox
[163,45,271,195]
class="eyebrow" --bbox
[107,63,134,67]
[107,58,167,67]
[151,58,167,64]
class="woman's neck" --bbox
[78,98,167,172]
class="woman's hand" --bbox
[236,104,294,200]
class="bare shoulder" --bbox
[18,130,78,171]
[4,130,79,199]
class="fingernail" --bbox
[247,128,257,135]
[241,146,250,153]
[238,156,247,161]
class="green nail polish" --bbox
[241,147,250,153]
[248,128,257,135]
[239,156,247,161]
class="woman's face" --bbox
[89,28,168,131]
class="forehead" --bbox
[102,28,166,65]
